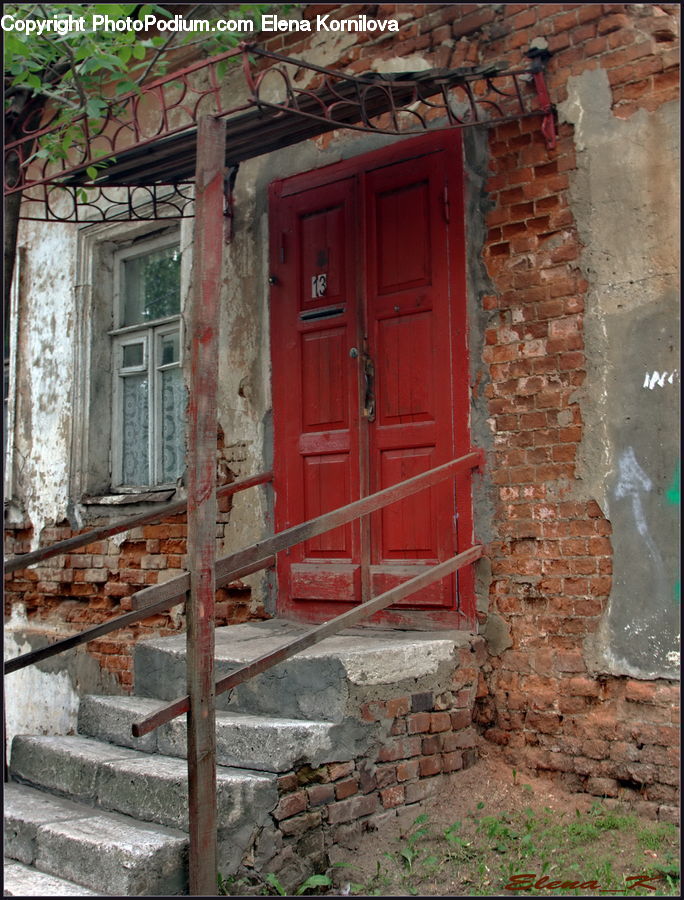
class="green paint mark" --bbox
[666,463,680,506]
[666,464,681,604]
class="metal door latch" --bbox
[363,352,376,422]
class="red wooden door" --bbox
[270,133,474,628]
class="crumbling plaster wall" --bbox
[4,604,120,747]
[6,219,78,543]
[559,69,680,679]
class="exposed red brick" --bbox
[419,755,443,777]
[396,759,420,782]
[377,737,422,763]
[330,775,356,802]
[326,794,378,825]
[429,712,452,733]
[307,783,335,807]
[380,785,405,808]
[406,712,432,734]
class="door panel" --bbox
[303,453,351,556]
[271,177,361,619]
[270,133,472,627]
[366,152,456,608]
[376,312,435,424]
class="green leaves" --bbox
[264,873,287,895]
[294,874,333,894]
[85,97,106,118]
[3,1,280,173]
[263,871,333,896]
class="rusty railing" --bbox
[3,471,273,674]
[124,448,485,735]
[4,470,273,575]
[5,451,483,682]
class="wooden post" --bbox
[186,114,225,896]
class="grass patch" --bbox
[340,801,680,896]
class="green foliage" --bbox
[216,872,233,895]
[3,3,276,170]
[263,871,333,896]
[264,872,287,896]
[341,800,680,897]
[638,822,678,850]
[295,874,333,895]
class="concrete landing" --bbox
[135,620,475,721]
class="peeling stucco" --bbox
[559,69,680,679]
[4,605,120,747]
[9,220,78,546]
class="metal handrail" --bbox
[130,449,484,736]
[3,556,275,675]
[128,450,484,612]
[132,544,483,738]
[3,471,273,574]
[5,452,484,708]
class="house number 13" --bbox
[311,274,327,298]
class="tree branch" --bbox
[135,4,202,86]
[37,4,88,106]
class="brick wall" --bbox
[3,507,267,690]
[231,651,483,892]
[460,2,680,816]
[4,4,680,808]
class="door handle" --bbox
[363,352,376,423]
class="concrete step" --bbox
[134,619,471,722]
[4,860,102,896]
[4,782,187,895]
[78,694,372,773]
[10,734,277,835]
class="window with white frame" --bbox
[111,237,185,488]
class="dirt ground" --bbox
[324,746,680,897]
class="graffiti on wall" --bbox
[614,447,669,605]
[642,369,679,390]
[666,461,681,606]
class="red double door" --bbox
[269,132,474,629]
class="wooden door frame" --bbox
[269,130,476,629]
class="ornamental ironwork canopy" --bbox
[4,43,556,222]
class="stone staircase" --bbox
[4,619,483,896]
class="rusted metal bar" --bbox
[3,556,275,675]
[130,450,484,611]
[4,471,272,574]
[3,593,184,676]
[132,544,484,738]
[129,554,275,611]
[185,114,224,896]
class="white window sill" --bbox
[81,489,177,506]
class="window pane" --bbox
[161,332,180,366]
[121,374,149,484]
[123,245,180,326]
[122,342,144,368]
[161,367,185,483]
